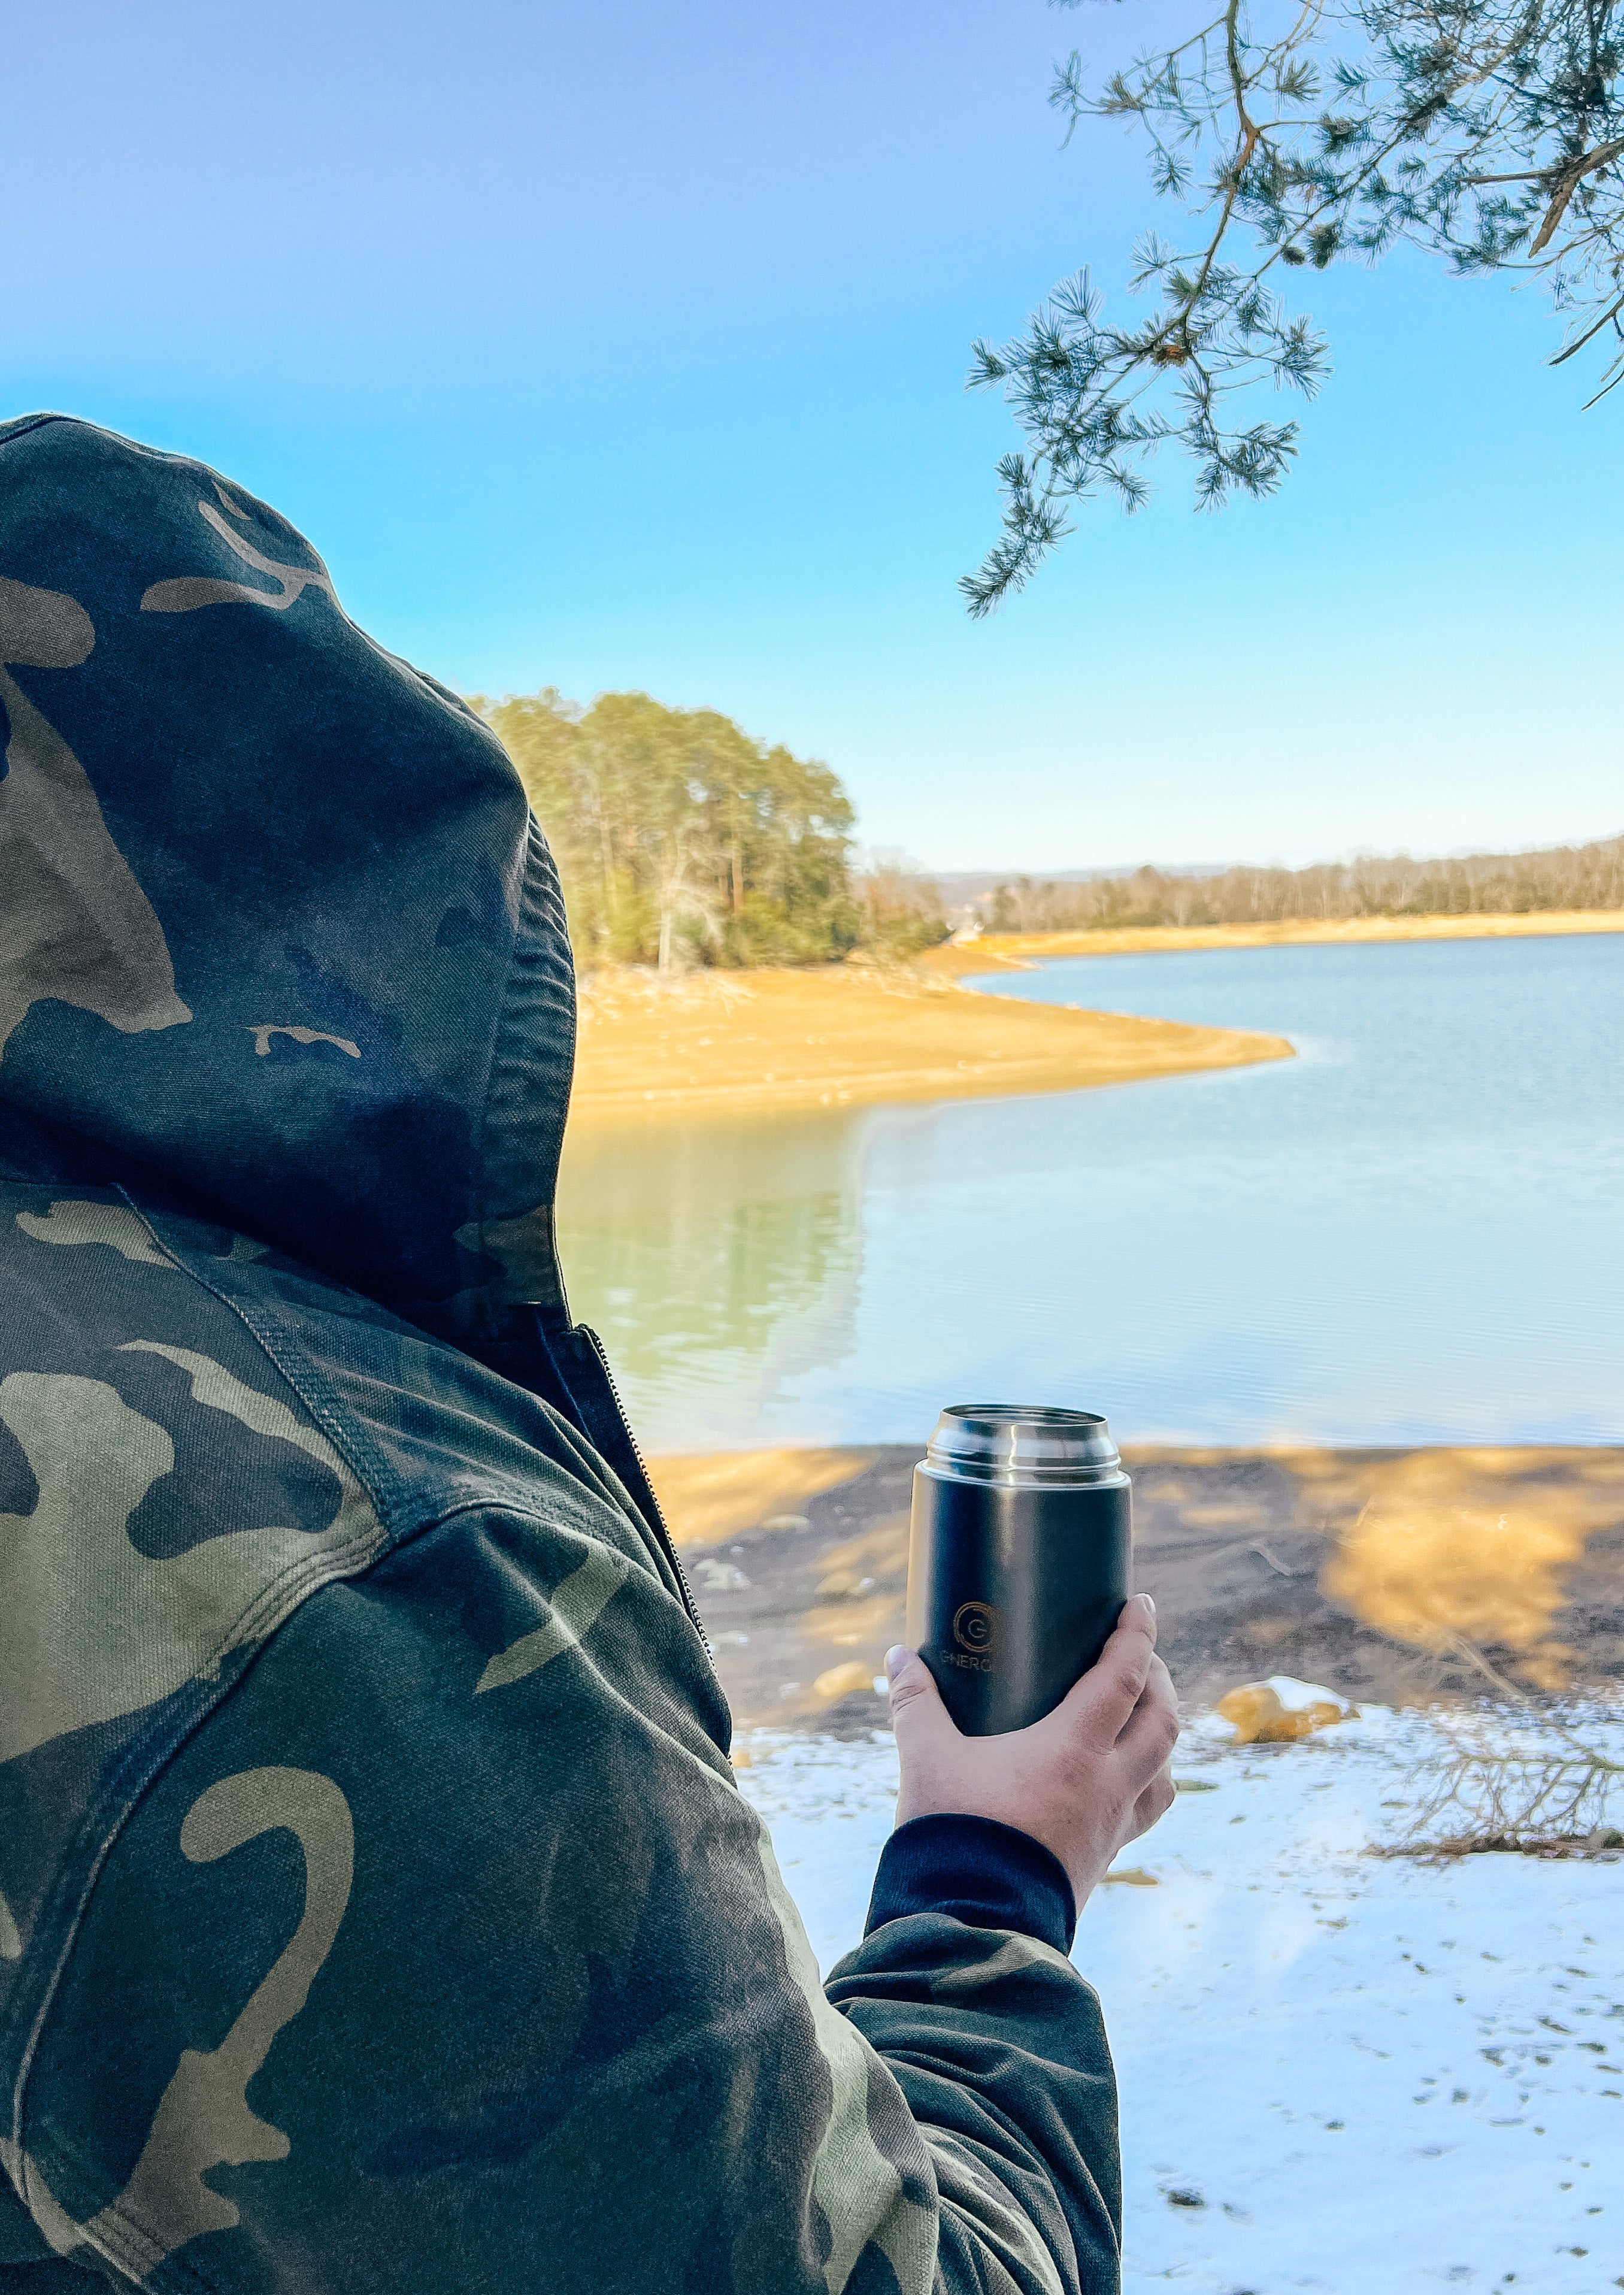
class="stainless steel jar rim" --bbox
[922,1403,1128,1488]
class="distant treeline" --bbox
[983,834,1624,933]
[480,687,947,970]
[480,682,1620,961]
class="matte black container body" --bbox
[907,1468,1132,1736]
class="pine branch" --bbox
[965,0,1624,605]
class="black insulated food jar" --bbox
[905,1404,1133,1736]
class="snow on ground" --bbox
[738,1708,1623,2294]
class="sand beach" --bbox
[571,958,1293,1121]
[571,910,1624,1124]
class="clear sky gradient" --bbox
[8,0,1620,870]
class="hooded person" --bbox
[0,413,1157,2295]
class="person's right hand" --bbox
[886,1592,1179,1910]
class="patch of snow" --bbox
[1261,1673,1358,1715]
[738,1709,1624,2293]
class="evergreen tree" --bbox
[965,0,1624,610]
[478,688,864,970]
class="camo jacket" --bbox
[0,413,1121,2294]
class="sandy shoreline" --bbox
[923,906,1624,973]
[571,961,1291,1122]
[571,909,1620,1123]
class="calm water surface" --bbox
[555,935,1624,1451]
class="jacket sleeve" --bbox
[827,1816,1120,2294]
[10,1502,1116,2295]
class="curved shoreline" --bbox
[570,962,1292,1124]
[569,910,1620,1125]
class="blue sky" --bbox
[8,0,1620,870]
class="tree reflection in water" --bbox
[558,1106,869,1449]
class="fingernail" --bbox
[884,1646,908,1682]
[1136,1592,1156,1618]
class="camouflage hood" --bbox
[0,413,574,1346]
[0,424,1122,2295]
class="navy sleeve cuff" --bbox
[864,1814,1077,1956]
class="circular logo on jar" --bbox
[952,1600,999,1657]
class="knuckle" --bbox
[1084,1706,1126,1755]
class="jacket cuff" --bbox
[864,1813,1077,1955]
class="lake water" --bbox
[555,934,1624,1454]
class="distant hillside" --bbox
[932,864,1229,903]
[952,833,1624,934]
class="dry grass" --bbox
[1311,1449,1624,1690]
[572,961,1292,1122]
[1216,1681,1354,1743]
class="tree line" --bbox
[983,834,1624,934]
[478,686,949,970]
[480,682,1620,962]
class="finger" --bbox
[1113,1655,1180,1775]
[1057,1594,1157,1745]
[884,1646,959,1755]
[1125,1764,1177,1843]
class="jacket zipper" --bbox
[579,1325,708,1649]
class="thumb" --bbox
[885,1646,958,1752]
[1055,1593,1156,1748]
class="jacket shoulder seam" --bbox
[110,1189,408,1528]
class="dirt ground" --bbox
[646,1445,1624,1738]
